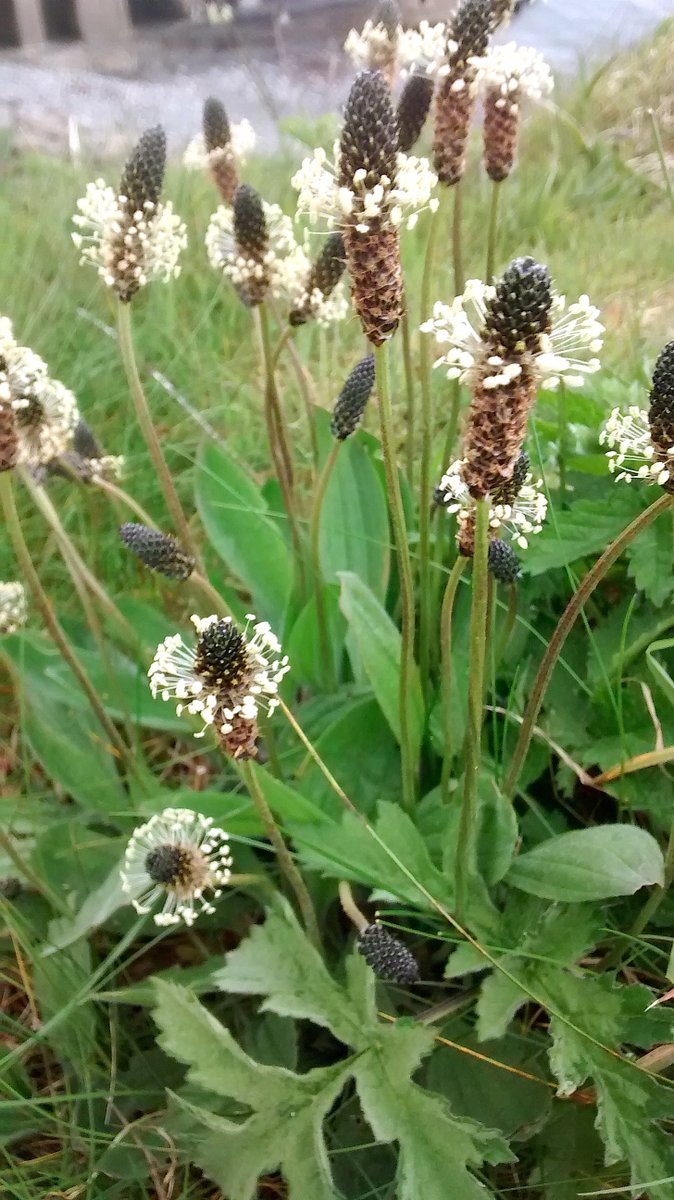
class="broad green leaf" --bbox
[285,585,346,690]
[292,801,453,910]
[522,493,643,575]
[507,825,664,901]
[626,512,674,606]
[45,860,127,954]
[319,436,390,600]
[354,1024,512,1200]
[338,571,424,758]
[647,636,674,707]
[153,980,347,1200]
[195,441,292,626]
[248,764,330,826]
[21,679,125,811]
[214,896,372,1047]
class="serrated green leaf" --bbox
[195,441,292,627]
[319,435,390,599]
[338,571,424,758]
[522,493,643,575]
[507,825,664,901]
[626,511,674,606]
[214,896,372,1047]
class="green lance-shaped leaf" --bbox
[506,825,664,902]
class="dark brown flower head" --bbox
[339,70,399,206]
[397,74,435,153]
[358,922,420,984]
[146,843,193,886]
[232,183,270,305]
[0,404,18,473]
[491,450,530,507]
[289,232,346,327]
[331,355,375,440]
[488,537,521,583]
[73,417,103,460]
[450,0,494,68]
[484,257,552,356]
[120,126,166,215]
[120,523,196,582]
[194,618,249,691]
[203,96,231,153]
[649,340,674,468]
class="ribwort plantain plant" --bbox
[3,16,674,1200]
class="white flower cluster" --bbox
[421,280,603,391]
[0,582,27,636]
[0,316,79,465]
[437,458,548,549]
[600,406,674,488]
[292,145,438,233]
[183,119,256,171]
[72,180,187,296]
[206,200,295,298]
[345,17,453,78]
[400,21,455,76]
[344,18,400,72]
[121,808,233,928]
[476,42,554,107]
[148,613,290,740]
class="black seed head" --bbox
[233,183,268,261]
[73,418,103,461]
[649,340,674,432]
[119,523,195,582]
[339,70,399,197]
[0,877,22,900]
[375,0,401,37]
[491,450,530,507]
[451,0,494,66]
[195,618,249,690]
[203,96,231,153]
[488,538,522,584]
[331,355,375,440]
[489,0,516,30]
[397,74,435,153]
[289,232,346,327]
[484,257,553,356]
[145,844,191,886]
[120,126,166,213]
[358,922,421,984]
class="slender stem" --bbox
[418,200,443,704]
[401,304,416,487]
[253,307,305,594]
[279,698,351,807]
[440,555,468,801]
[285,334,320,470]
[375,342,417,812]
[271,325,293,369]
[239,759,320,948]
[117,303,199,565]
[0,472,131,769]
[504,494,673,800]
[338,880,368,933]
[452,180,465,296]
[20,469,139,650]
[309,442,340,689]
[485,181,501,282]
[96,476,158,529]
[455,501,490,920]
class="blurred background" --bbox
[1,0,673,158]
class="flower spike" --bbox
[602,340,674,492]
[331,355,375,440]
[120,524,196,581]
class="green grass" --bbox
[1,26,674,610]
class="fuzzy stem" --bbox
[117,303,199,566]
[452,180,465,296]
[96,476,158,529]
[285,334,320,470]
[239,759,320,948]
[485,181,501,282]
[418,200,443,705]
[375,342,417,812]
[504,493,673,800]
[309,442,340,690]
[440,555,468,801]
[0,471,131,770]
[455,501,490,919]
[401,304,416,487]
[338,880,368,933]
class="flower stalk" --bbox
[117,303,199,567]
[455,499,490,919]
[440,554,468,801]
[485,180,501,281]
[418,197,443,701]
[239,759,320,948]
[375,341,417,811]
[503,493,673,800]
[309,442,340,689]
